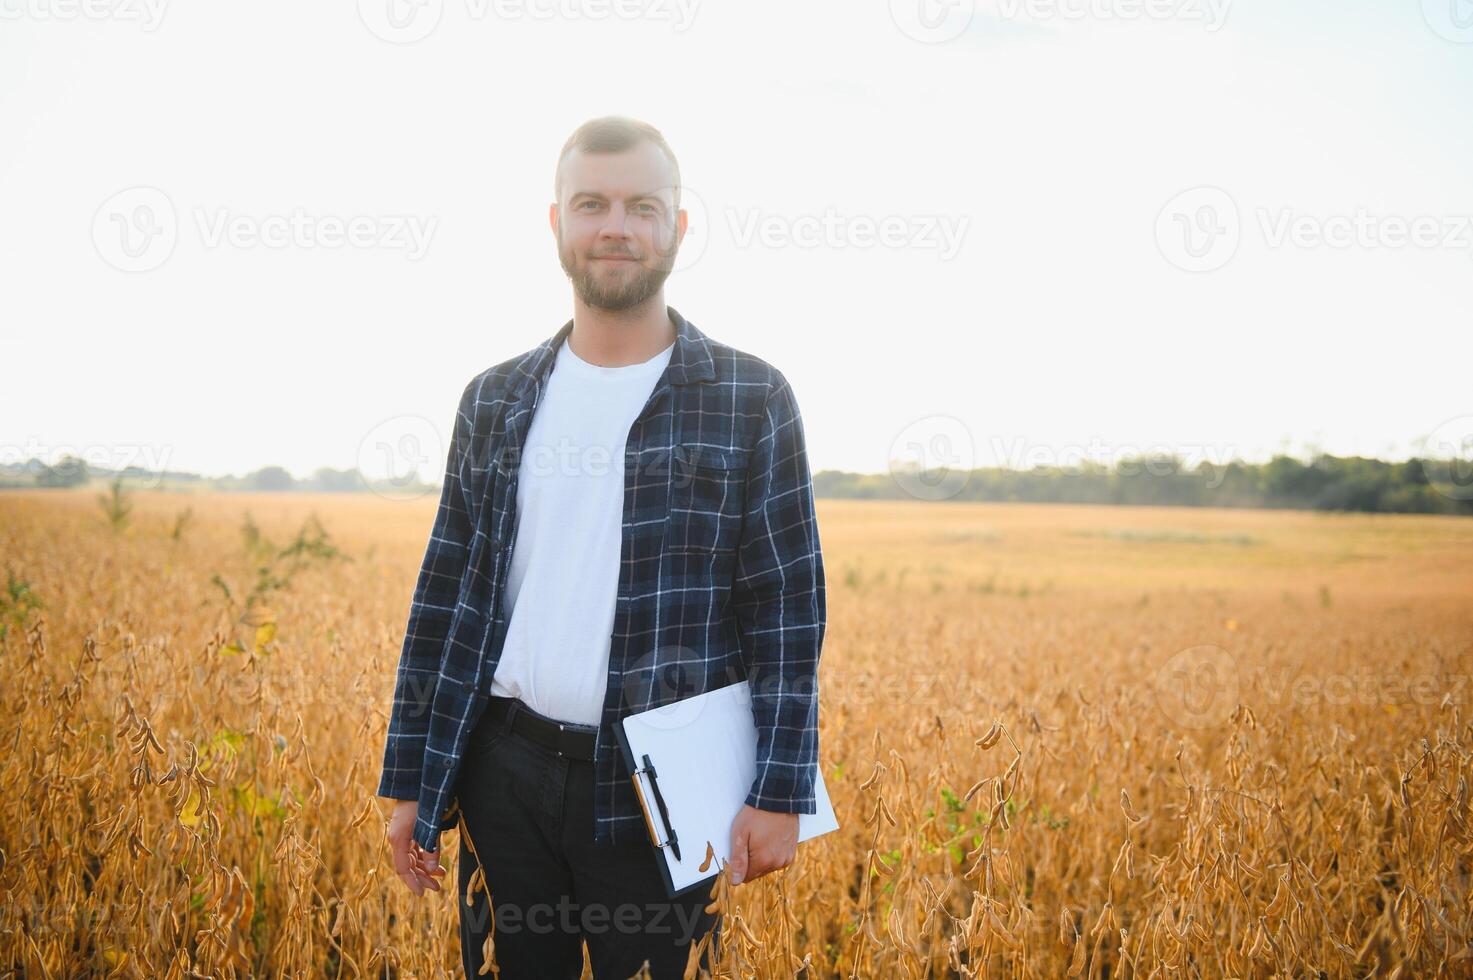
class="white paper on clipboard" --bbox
[618,679,840,896]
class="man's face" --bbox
[552,141,687,312]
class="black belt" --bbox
[481,695,598,761]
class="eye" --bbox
[634,202,658,214]
[576,201,602,211]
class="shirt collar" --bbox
[510,304,715,398]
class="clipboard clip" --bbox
[631,752,682,862]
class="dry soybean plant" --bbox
[2,491,1472,977]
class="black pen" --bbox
[642,753,681,862]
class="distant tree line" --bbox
[0,457,432,495]
[6,451,1471,516]
[815,453,1473,516]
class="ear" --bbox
[675,205,689,248]
[548,202,558,237]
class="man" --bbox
[377,116,826,979]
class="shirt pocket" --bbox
[667,445,749,554]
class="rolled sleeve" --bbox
[732,374,826,814]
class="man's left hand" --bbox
[728,805,799,885]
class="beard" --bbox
[557,226,677,312]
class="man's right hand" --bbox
[387,799,446,896]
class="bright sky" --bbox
[3,0,1470,483]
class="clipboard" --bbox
[613,679,840,899]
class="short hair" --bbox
[554,116,681,209]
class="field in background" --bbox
[2,490,1472,977]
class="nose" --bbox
[596,202,634,243]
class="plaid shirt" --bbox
[378,306,827,853]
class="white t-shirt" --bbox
[488,333,675,725]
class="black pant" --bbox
[453,701,721,979]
